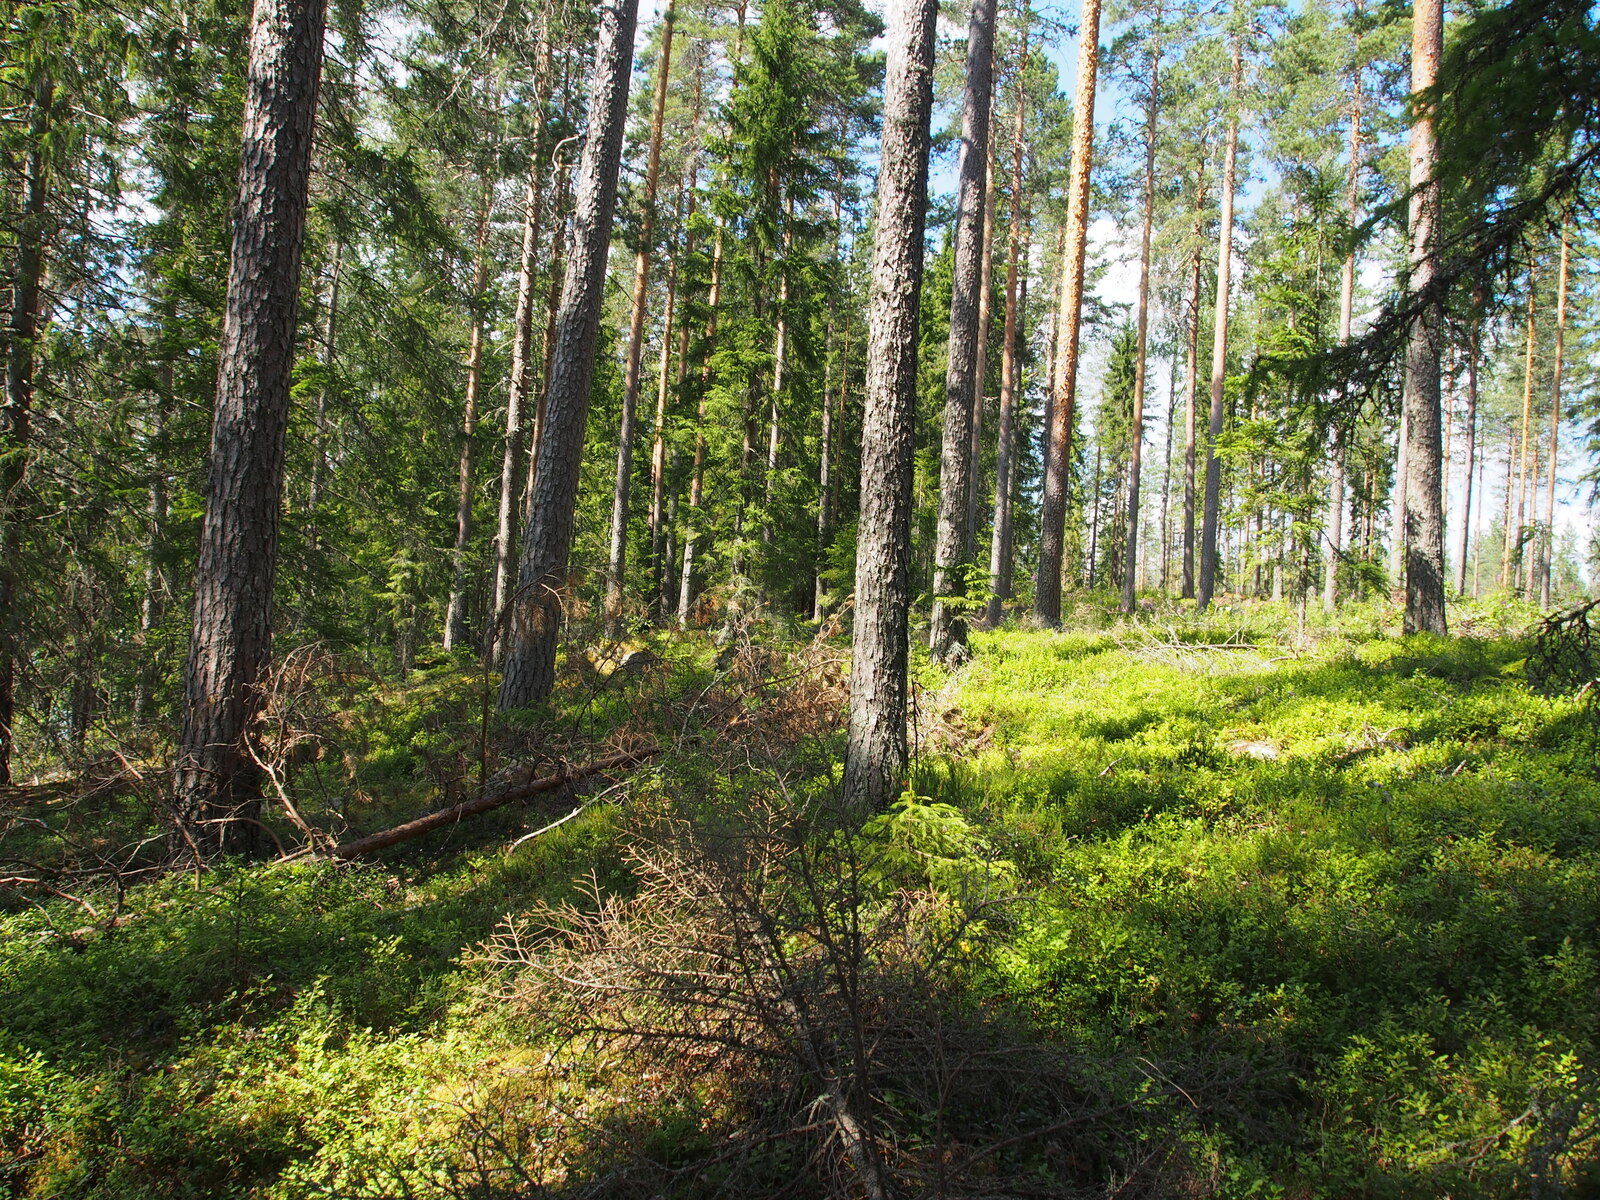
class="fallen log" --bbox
[332,747,654,860]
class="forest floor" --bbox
[3,597,1599,1198]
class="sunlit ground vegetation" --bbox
[3,597,1599,1198]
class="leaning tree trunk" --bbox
[605,0,676,634]
[1035,0,1101,625]
[1402,0,1446,634]
[1542,219,1569,608]
[1197,37,1242,612]
[844,0,936,817]
[444,180,494,652]
[928,0,996,658]
[500,0,639,709]
[176,0,327,855]
[1121,22,1161,615]
[985,23,1029,629]
[0,74,52,786]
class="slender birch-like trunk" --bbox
[1542,221,1569,608]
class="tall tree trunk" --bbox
[307,240,341,525]
[1121,23,1161,615]
[1389,408,1408,588]
[648,178,691,619]
[965,76,1000,560]
[985,21,1029,628]
[444,180,494,652]
[677,223,725,625]
[1035,0,1101,624]
[605,0,676,634]
[1160,357,1175,592]
[1180,166,1204,599]
[762,202,794,547]
[845,0,936,816]
[1402,0,1447,633]
[1507,275,1536,593]
[1542,219,1569,608]
[928,0,997,658]
[816,162,848,618]
[525,157,573,525]
[500,0,639,709]
[1197,36,1241,611]
[0,74,52,785]
[492,33,553,639]
[1455,305,1479,595]
[175,0,327,854]
[1325,36,1361,613]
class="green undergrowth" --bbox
[3,602,1598,1197]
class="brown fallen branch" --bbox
[332,747,655,860]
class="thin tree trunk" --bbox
[985,22,1029,628]
[1121,24,1161,614]
[928,0,997,657]
[605,0,676,634]
[1160,355,1175,592]
[176,0,328,853]
[1455,306,1479,595]
[1325,39,1360,613]
[0,74,52,785]
[1390,408,1407,588]
[1197,36,1241,611]
[844,0,937,815]
[966,74,1000,561]
[492,33,553,636]
[1180,166,1204,599]
[500,0,639,709]
[526,156,573,524]
[762,202,794,548]
[1509,275,1537,593]
[1402,0,1447,633]
[816,161,849,618]
[1035,0,1101,623]
[1542,219,1569,608]
[677,224,724,624]
[444,180,494,652]
[307,240,341,524]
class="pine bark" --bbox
[928,0,996,658]
[1325,40,1361,614]
[1509,276,1536,594]
[0,74,52,785]
[985,26,1029,628]
[175,0,328,854]
[844,0,936,814]
[499,0,640,709]
[1035,0,1101,624]
[1180,166,1204,599]
[965,87,999,559]
[605,0,676,634]
[1455,307,1479,596]
[1197,37,1242,611]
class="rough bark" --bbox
[444,181,494,652]
[499,0,639,709]
[1402,0,1446,634]
[965,81,999,560]
[1035,0,1101,624]
[1121,26,1161,615]
[985,27,1029,628]
[605,0,676,634]
[844,0,936,814]
[1197,37,1242,611]
[175,0,327,854]
[927,0,996,659]
[0,74,52,785]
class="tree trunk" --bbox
[307,240,341,526]
[928,0,997,657]
[605,0,676,634]
[1455,305,1479,596]
[844,0,936,814]
[1402,0,1447,633]
[492,34,553,640]
[1036,0,1101,624]
[816,161,848,618]
[985,25,1029,628]
[965,73,999,562]
[444,179,494,652]
[175,0,327,854]
[1180,166,1204,599]
[1389,408,1407,588]
[1121,26,1161,615]
[526,157,573,525]
[1325,39,1361,613]
[1507,275,1537,593]
[648,182,688,619]
[1542,220,1568,608]
[677,223,725,625]
[1197,36,1241,611]
[499,0,640,709]
[0,74,52,785]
